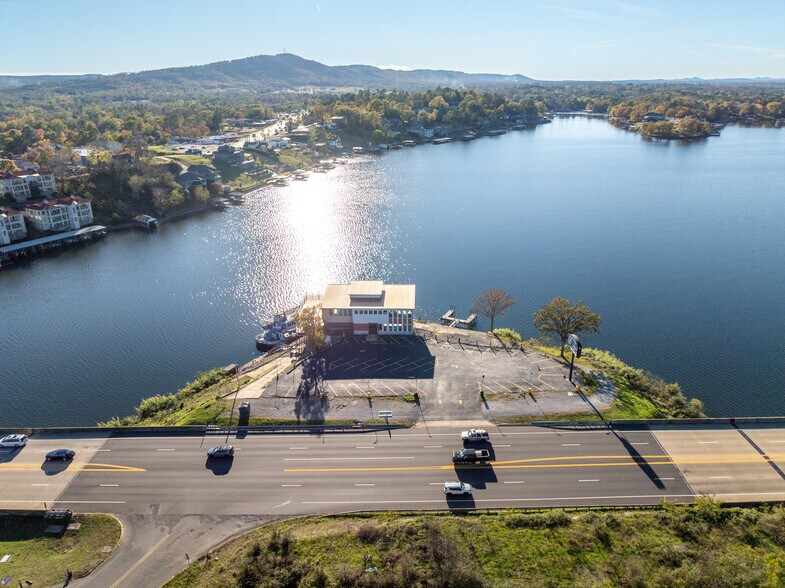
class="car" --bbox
[207,444,234,458]
[0,434,28,448]
[444,482,473,496]
[452,448,491,464]
[45,449,75,461]
[461,429,490,442]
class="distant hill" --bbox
[0,53,533,95]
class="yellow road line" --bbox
[284,452,785,474]
[110,534,168,588]
[0,463,146,473]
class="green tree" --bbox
[533,297,601,358]
[0,159,18,174]
[296,305,325,351]
[473,288,516,332]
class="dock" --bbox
[0,225,107,266]
[440,307,478,329]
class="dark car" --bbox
[45,449,75,461]
[207,444,234,458]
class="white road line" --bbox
[710,476,732,479]
[53,500,127,504]
[697,441,719,444]
[31,483,50,486]
[355,483,375,487]
[157,448,176,451]
[423,445,443,448]
[769,440,785,443]
[289,447,309,450]
[428,483,444,486]
[284,456,415,462]
[654,477,675,481]
[281,484,302,487]
[561,443,580,446]
[356,446,376,449]
[96,449,111,452]
[630,442,650,446]
[100,484,119,487]
[579,479,600,482]
[503,481,525,484]
[496,444,511,448]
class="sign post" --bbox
[567,334,582,383]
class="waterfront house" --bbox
[187,164,222,183]
[212,145,246,167]
[321,280,416,337]
[0,207,27,245]
[642,112,666,122]
[175,171,207,189]
[23,196,93,232]
[0,171,57,203]
[266,137,290,149]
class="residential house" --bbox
[0,207,27,245]
[321,280,416,337]
[23,196,93,232]
[642,112,667,122]
[0,171,57,203]
[187,164,222,183]
[212,145,246,167]
[266,137,290,149]
[11,160,40,172]
[175,172,207,189]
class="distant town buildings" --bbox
[23,197,94,232]
[0,171,57,203]
[321,280,416,337]
[0,207,27,245]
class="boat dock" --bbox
[440,307,478,329]
[0,225,107,266]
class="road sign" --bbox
[378,410,393,419]
[567,334,582,358]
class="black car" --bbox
[45,449,76,461]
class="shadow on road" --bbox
[445,493,476,510]
[454,464,498,489]
[205,456,234,476]
[616,436,664,490]
[0,448,22,463]
[41,460,71,476]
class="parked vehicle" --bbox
[452,448,490,464]
[0,434,28,448]
[461,429,489,442]
[443,481,473,495]
[207,445,234,458]
[45,449,75,461]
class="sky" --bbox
[2,0,784,80]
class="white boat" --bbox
[255,313,297,350]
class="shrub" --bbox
[505,510,571,529]
[135,394,178,419]
[493,328,523,345]
[356,522,384,544]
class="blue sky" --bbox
[2,0,784,79]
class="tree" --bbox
[192,186,210,203]
[473,289,516,332]
[295,305,325,351]
[533,297,601,358]
[0,159,19,174]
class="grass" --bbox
[164,502,785,587]
[278,147,315,170]
[0,514,121,586]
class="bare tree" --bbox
[533,297,601,358]
[473,289,516,332]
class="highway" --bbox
[6,422,785,516]
[7,422,785,586]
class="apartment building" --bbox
[0,171,56,203]
[23,197,94,232]
[0,207,27,245]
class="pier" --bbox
[440,307,478,329]
[0,225,107,266]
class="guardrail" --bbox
[525,416,785,428]
[0,423,410,437]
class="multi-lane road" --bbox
[5,421,785,586]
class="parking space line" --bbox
[285,385,295,398]
[493,381,515,393]
[341,383,354,397]
[349,383,366,396]
[379,382,399,396]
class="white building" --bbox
[0,171,56,203]
[266,137,290,149]
[23,197,94,232]
[321,280,416,337]
[0,207,27,245]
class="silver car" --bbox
[443,481,473,495]
[0,434,28,448]
[207,444,234,458]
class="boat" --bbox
[274,177,289,186]
[461,133,476,141]
[486,129,507,136]
[255,313,297,350]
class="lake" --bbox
[2,115,784,426]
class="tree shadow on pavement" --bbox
[294,356,330,424]
[615,435,664,489]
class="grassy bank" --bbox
[0,514,121,586]
[493,328,704,420]
[165,501,785,587]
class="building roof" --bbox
[0,170,51,180]
[322,281,415,310]
[0,207,23,216]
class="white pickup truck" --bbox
[461,429,490,442]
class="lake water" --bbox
[2,115,785,426]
